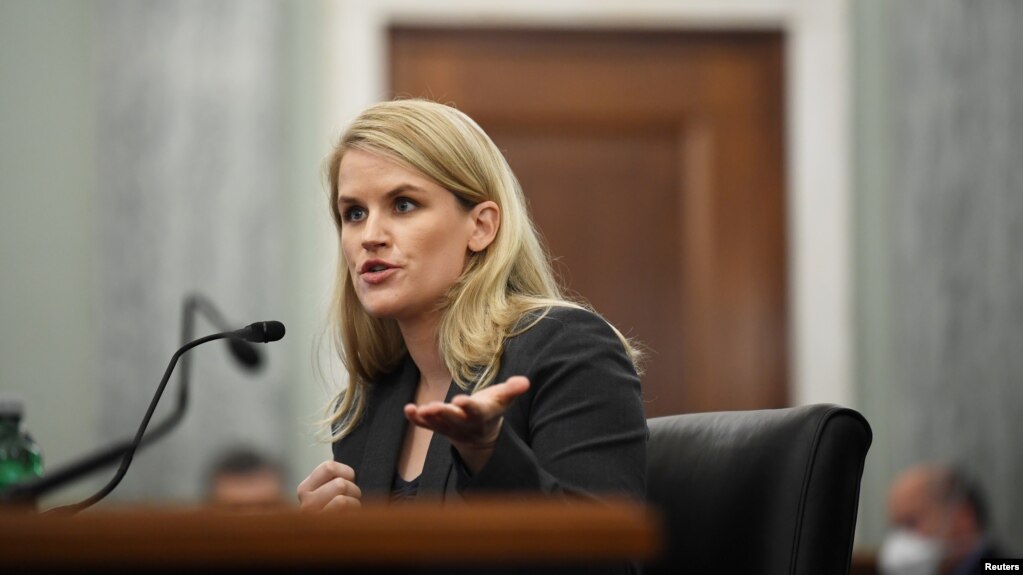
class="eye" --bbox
[395,197,418,214]
[342,205,367,223]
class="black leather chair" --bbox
[643,404,872,575]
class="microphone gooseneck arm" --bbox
[0,295,266,506]
[47,332,231,515]
[45,319,282,515]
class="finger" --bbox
[404,407,427,429]
[453,378,528,421]
[408,408,475,439]
[403,403,419,422]
[332,476,362,501]
[296,461,353,500]
[299,475,361,512]
[417,410,463,435]
[316,460,355,482]
[297,460,355,494]
[465,377,530,411]
[321,494,362,513]
[452,394,487,419]
[298,481,330,512]
[410,401,469,423]
[427,406,475,430]
[489,376,530,405]
[405,405,448,431]
[421,409,468,431]
[419,400,465,416]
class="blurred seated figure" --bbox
[206,446,289,512]
[880,463,1000,575]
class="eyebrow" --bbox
[338,184,427,205]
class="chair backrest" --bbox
[643,404,872,575]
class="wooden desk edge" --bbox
[0,498,661,569]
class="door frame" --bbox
[319,0,852,409]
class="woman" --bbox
[297,99,646,510]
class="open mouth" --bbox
[360,260,395,274]
[359,260,399,284]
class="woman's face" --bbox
[336,149,496,326]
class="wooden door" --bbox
[391,28,787,416]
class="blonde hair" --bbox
[324,99,637,441]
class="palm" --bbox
[404,376,530,450]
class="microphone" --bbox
[42,319,286,515]
[0,294,278,509]
[233,321,286,343]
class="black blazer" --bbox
[331,306,648,501]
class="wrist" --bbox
[451,422,502,475]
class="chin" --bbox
[358,302,400,320]
[357,295,414,321]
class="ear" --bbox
[467,200,500,253]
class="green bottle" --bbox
[0,396,43,489]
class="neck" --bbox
[398,313,450,391]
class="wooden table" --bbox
[0,498,660,573]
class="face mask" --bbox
[878,529,945,575]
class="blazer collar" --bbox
[357,354,458,497]
[418,382,461,496]
[356,355,418,494]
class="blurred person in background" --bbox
[206,446,289,512]
[879,463,1001,575]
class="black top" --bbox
[390,472,420,503]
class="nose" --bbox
[360,212,389,251]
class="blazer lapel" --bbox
[418,382,462,497]
[355,355,419,495]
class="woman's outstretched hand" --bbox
[404,376,530,474]
[296,460,363,512]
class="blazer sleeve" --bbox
[454,306,648,499]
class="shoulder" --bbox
[495,305,641,402]
[503,304,628,361]
[511,304,618,341]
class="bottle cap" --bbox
[0,394,25,417]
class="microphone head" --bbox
[237,321,286,343]
[227,338,263,371]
